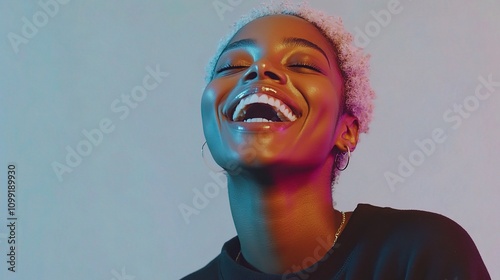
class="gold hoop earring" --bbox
[335,146,351,171]
[201,141,207,158]
[201,141,224,173]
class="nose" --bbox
[243,61,287,84]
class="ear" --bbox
[333,114,359,153]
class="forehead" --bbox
[229,14,335,56]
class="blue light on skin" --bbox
[201,14,359,274]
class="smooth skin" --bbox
[201,15,359,274]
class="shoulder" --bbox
[181,256,220,280]
[354,204,468,232]
[355,204,474,246]
[180,236,241,280]
[351,204,490,278]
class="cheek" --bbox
[201,86,218,123]
[201,85,224,149]
[300,80,343,150]
[201,85,228,165]
[201,81,234,146]
[201,80,229,124]
[300,79,342,119]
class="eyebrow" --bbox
[282,37,330,66]
[220,37,331,66]
[221,38,256,53]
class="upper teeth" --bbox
[232,93,298,122]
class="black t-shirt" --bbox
[182,204,490,279]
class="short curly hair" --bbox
[205,1,375,184]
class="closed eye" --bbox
[289,63,322,73]
[216,64,248,74]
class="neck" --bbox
[227,157,343,274]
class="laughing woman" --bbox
[183,3,490,280]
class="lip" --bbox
[222,84,302,122]
[226,120,295,132]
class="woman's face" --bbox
[202,14,346,172]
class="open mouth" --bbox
[230,93,298,123]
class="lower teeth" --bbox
[244,118,273,123]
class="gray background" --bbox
[1,0,499,279]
